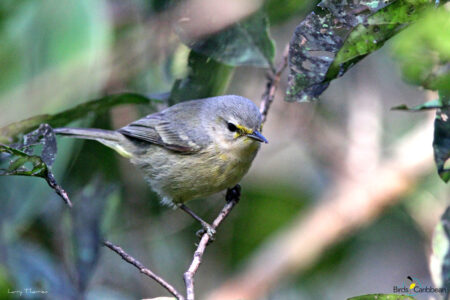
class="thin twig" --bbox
[45,172,73,207]
[260,44,289,125]
[184,185,241,300]
[103,240,185,300]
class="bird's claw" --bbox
[196,224,216,240]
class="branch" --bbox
[260,44,289,125]
[184,185,241,300]
[102,186,241,300]
[103,240,185,300]
[45,172,73,208]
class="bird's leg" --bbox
[179,204,216,238]
[179,185,241,240]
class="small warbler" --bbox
[54,95,267,235]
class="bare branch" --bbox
[102,186,241,300]
[184,185,241,300]
[45,172,73,207]
[260,44,289,125]
[103,240,185,300]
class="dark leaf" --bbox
[0,93,158,144]
[11,123,57,166]
[169,51,234,104]
[433,100,450,182]
[430,207,450,298]
[286,0,431,102]
[0,125,72,207]
[178,11,275,68]
[443,207,450,298]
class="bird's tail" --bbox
[54,128,120,141]
[54,128,133,158]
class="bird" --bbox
[54,95,267,236]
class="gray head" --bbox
[202,95,267,146]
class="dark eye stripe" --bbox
[227,122,237,132]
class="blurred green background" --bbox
[0,1,448,299]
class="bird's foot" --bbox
[196,222,216,240]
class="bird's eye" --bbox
[227,122,237,132]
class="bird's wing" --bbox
[118,107,207,153]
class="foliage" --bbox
[390,6,450,182]
[393,94,450,182]
[286,0,431,102]
[285,0,449,182]
[177,11,275,68]
[169,51,234,104]
[0,124,71,207]
[170,9,275,104]
[0,0,449,299]
[391,7,450,93]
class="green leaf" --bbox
[347,294,415,300]
[430,207,450,297]
[391,7,450,93]
[0,92,158,144]
[0,124,71,206]
[169,51,234,104]
[391,99,449,111]
[179,12,275,68]
[286,0,431,102]
[0,146,46,177]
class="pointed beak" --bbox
[247,130,268,143]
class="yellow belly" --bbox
[132,142,259,206]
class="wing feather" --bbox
[118,110,205,153]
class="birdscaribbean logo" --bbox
[392,276,448,297]
[404,276,421,296]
